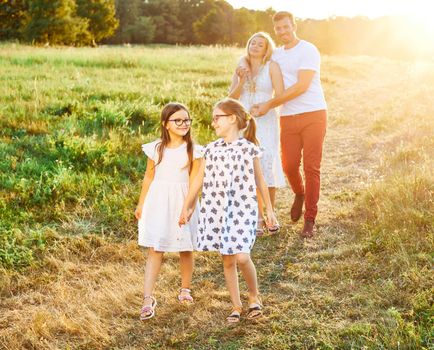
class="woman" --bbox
[229,32,286,236]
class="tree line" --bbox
[1,0,431,59]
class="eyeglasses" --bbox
[212,114,232,123]
[168,118,192,126]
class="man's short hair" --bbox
[272,11,295,25]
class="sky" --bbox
[226,0,431,20]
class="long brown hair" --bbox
[155,102,194,171]
[214,98,259,145]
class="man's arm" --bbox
[269,69,315,108]
[251,69,315,116]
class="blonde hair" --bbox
[245,32,275,66]
[214,98,259,146]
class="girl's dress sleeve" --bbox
[193,144,204,159]
[250,144,263,159]
[202,143,212,160]
[141,140,159,161]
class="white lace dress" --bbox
[239,61,286,188]
[138,139,202,252]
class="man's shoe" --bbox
[300,219,315,239]
[290,194,305,222]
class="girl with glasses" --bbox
[135,102,202,320]
[179,98,278,323]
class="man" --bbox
[251,11,327,238]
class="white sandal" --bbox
[140,295,157,320]
[177,288,194,303]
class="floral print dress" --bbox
[196,138,262,255]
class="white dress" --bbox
[197,138,262,255]
[138,139,202,252]
[239,61,286,188]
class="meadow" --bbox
[0,44,433,349]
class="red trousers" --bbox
[280,110,327,221]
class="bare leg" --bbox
[236,253,259,303]
[222,255,242,309]
[143,248,164,306]
[257,189,265,222]
[179,251,193,298]
[268,187,276,210]
[237,253,263,318]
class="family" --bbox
[134,12,327,322]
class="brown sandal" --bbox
[247,298,263,319]
[226,306,242,323]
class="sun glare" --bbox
[411,12,434,35]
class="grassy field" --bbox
[0,44,433,349]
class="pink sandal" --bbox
[177,288,194,303]
[140,295,157,320]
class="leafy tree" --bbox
[193,1,232,44]
[109,0,140,43]
[177,0,216,44]
[0,0,27,40]
[253,7,275,37]
[142,0,185,44]
[22,0,90,45]
[76,0,118,45]
[125,16,155,44]
[231,8,255,45]
[108,0,155,44]
[193,8,220,44]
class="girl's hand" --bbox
[179,207,193,226]
[265,210,279,231]
[135,205,143,220]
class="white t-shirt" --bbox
[272,40,327,116]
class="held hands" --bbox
[178,206,194,226]
[250,102,270,117]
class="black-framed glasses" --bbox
[168,118,192,126]
[212,114,232,123]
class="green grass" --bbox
[0,44,239,268]
[0,44,433,349]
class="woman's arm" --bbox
[135,158,155,220]
[228,56,250,99]
[179,159,205,224]
[253,158,278,227]
[228,70,248,99]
